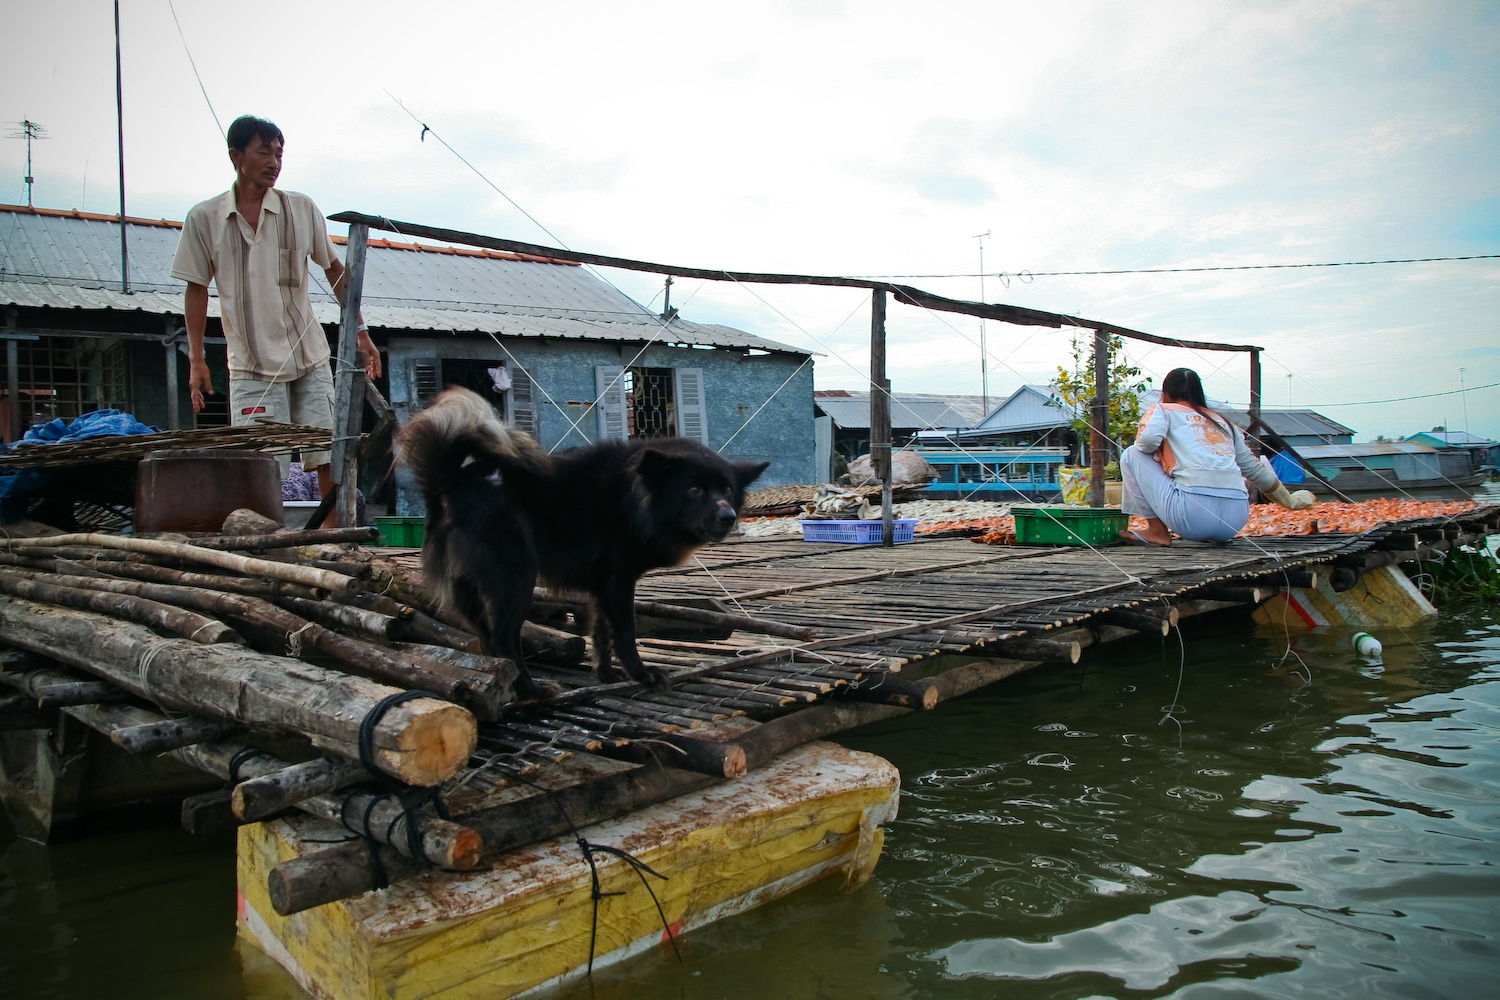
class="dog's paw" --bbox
[595,662,629,684]
[516,677,564,702]
[630,664,672,688]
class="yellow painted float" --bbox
[1251,563,1436,631]
[236,741,899,999]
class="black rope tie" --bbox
[350,690,455,879]
[227,746,273,784]
[505,771,682,974]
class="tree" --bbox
[1048,332,1153,456]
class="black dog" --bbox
[399,387,767,696]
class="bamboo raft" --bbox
[2,503,1496,919]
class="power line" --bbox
[864,253,1500,281]
[168,1,223,139]
[1319,379,1500,407]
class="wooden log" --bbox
[0,572,241,644]
[1195,585,1270,604]
[988,634,1081,664]
[0,596,476,785]
[268,760,724,915]
[194,527,379,551]
[521,621,586,664]
[0,533,360,593]
[1,569,509,716]
[112,716,241,754]
[632,600,816,641]
[52,558,326,600]
[221,508,291,535]
[592,732,747,778]
[0,666,128,708]
[274,595,399,639]
[182,788,239,835]
[231,756,372,821]
[1095,608,1175,636]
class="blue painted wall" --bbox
[387,336,815,515]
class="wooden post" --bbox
[163,320,182,431]
[1249,347,1262,428]
[1089,328,1109,507]
[331,223,370,529]
[869,288,893,545]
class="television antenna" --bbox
[8,120,47,207]
[974,230,991,413]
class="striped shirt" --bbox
[171,186,336,382]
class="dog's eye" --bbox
[688,486,703,496]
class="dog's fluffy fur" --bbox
[399,386,767,695]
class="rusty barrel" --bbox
[134,449,284,533]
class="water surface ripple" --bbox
[1,603,1496,999]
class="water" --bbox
[3,601,1498,999]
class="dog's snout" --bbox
[717,503,738,524]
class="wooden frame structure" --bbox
[326,212,1267,533]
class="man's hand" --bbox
[356,326,382,381]
[188,356,214,413]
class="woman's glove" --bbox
[1267,483,1316,510]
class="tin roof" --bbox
[0,204,806,355]
[1297,441,1439,459]
[1404,430,1497,448]
[814,390,990,431]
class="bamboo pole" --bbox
[0,572,241,644]
[0,533,359,592]
[0,596,475,785]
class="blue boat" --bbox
[911,446,1068,501]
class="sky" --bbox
[2,0,1497,443]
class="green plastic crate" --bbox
[1012,504,1128,546]
[374,516,425,547]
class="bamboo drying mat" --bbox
[0,423,334,470]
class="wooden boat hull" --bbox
[235,741,899,1000]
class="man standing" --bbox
[171,115,380,520]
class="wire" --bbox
[168,1,222,140]
[861,254,1500,281]
[1320,381,1500,407]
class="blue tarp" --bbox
[0,409,160,520]
[1270,450,1306,484]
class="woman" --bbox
[1120,368,1313,546]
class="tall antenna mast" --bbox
[8,120,46,207]
[974,230,991,414]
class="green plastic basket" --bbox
[1012,504,1128,546]
[374,516,425,547]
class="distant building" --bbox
[1404,428,1499,472]
[0,203,816,511]
[913,385,1082,459]
[814,389,988,463]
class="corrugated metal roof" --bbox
[0,205,806,355]
[814,391,990,430]
[1298,442,1438,459]
[1222,407,1356,438]
[975,385,1080,431]
[1405,430,1497,447]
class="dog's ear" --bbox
[734,461,770,490]
[631,447,683,481]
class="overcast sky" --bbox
[3,0,1497,442]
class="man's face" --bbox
[230,134,283,189]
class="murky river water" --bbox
[3,598,1497,999]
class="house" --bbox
[1404,428,1499,473]
[1291,441,1483,496]
[913,384,1082,458]
[0,204,816,513]
[813,389,988,464]
[1220,408,1356,447]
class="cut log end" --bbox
[447,827,484,870]
[392,700,479,787]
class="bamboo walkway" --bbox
[3,504,1496,914]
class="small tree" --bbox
[1048,332,1152,457]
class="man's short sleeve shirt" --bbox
[171,187,338,382]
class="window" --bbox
[407,356,535,435]
[595,365,706,443]
[1,337,131,442]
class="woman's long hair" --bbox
[1161,368,1231,433]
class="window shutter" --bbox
[594,365,628,441]
[509,367,536,435]
[409,357,441,410]
[674,367,708,443]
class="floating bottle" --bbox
[1353,632,1382,659]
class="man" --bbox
[171,114,380,521]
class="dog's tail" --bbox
[398,386,547,498]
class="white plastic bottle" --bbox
[1353,632,1382,659]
